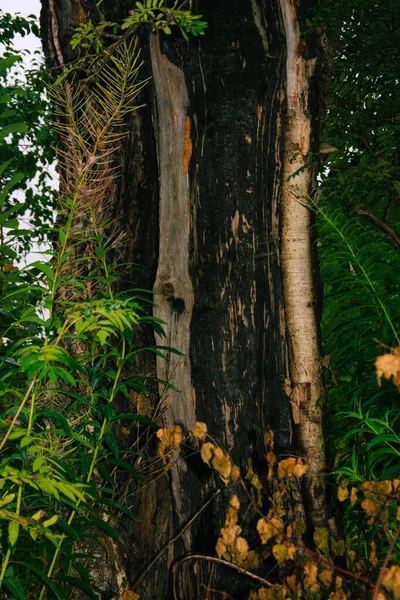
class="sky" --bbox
[1,0,41,55]
[1,0,41,20]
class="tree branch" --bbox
[355,206,400,248]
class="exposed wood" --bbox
[150,31,197,551]
[279,0,328,527]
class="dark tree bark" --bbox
[40,1,329,598]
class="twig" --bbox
[0,377,36,452]
[200,583,234,600]
[172,555,272,600]
[204,563,216,600]
[132,488,221,589]
[80,25,138,84]
[372,525,400,600]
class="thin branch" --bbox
[80,25,139,84]
[172,555,272,600]
[200,583,234,600]
[355,206,400,248]
[132,489,221,590]
[0,376,37,452]
[372,526,400,600]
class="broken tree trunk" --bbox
[40,0,329,597]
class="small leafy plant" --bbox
[70,0,207,59]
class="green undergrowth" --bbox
[309,195,400,569]
[0,39,175,600]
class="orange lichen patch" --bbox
[337,486,349,502]
[359,480,392,522]
[245,459,263,505]
[231,465,241,482]
[272,542,297,564]
[191,385,196,410]
[350,487,358,507]
[319,570,333,589]
[182,115,192,175]
[304,562,320,594]
[264,428,274,449]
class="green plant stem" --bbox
[27,390,36,436]
[49,178,85,318]
[372,525,400,600]
[39,339,126,598]
[0,376,37,453]
[0,484,23,587]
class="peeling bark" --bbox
[279,0,328,527]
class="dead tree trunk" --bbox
[40,1,329,598]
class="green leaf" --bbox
[8,520,19,546]
[90,516,121,541]
[105,458,143,482]
[111,412,157,428]
[20,436,34,448]
[313,527,330,557]
[103,431,119,458]
[3,575,27,600]
[53,575,97,599]
[0,122,28,141]
[16,561,63,599]
[29,261,54,284]
[0,159,14,178]
[0,493,15,508]
[0,55,21,73]
[57,517,81,541]
[37,478,60,500]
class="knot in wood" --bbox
[162,282,175,297]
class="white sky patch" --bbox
[1,0,41,56]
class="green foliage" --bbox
[70,0,207,58]
[0,38,171,599]
[316,0,400,476]
[122,0,208,40]
[0,11,55,239]
[70,20,118,53]
[310,0,400,572]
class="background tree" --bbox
[39,1,331,598]
[314,0,400,565]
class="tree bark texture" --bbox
[40,1,328,598]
